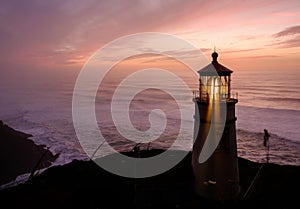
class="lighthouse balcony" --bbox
[192,90,238,103]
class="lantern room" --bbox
[197,51,233,101]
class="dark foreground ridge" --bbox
[0,123,299,209]
[0,120,58,185]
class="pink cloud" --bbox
[1,0,300,70]
[269,25,300,48]
[222,48,262,54]
[268,35,300,48]
[273,25,300,38]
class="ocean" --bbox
[0,66,300,187]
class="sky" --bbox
[0,0,299,74]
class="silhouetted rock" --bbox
[0,149,299,209]
[0,120,58,185]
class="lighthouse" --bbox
[192,51,240,200]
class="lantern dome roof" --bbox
[198,51,233,76]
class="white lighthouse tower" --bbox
[192,51,240,200]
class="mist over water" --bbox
[0,67,299,172]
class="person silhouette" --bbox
[263,129,270,163]
[263,129,270,147]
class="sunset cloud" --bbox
[273,25,300,38]
[222,48,263,54]
[270,25,300,48]
[0,0,299,71]
[269,36,300,48]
